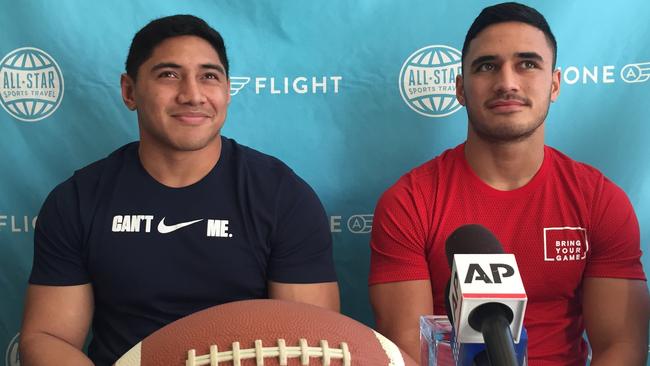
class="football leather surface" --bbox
[115,299,417,365]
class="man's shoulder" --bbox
[224,137,296,178]
[389,144,461,191]
[377,144,461,208]
[73,142,137,178]
[546,145,628,201]
[546,146,603,177]
[38,142,138,224]
[50,142,138,197]
[546,146,612,187]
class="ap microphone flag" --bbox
[449,253,527,343]
[445,224,528,366]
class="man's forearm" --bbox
[590,342,648,366]
[393,329,421,363]
[19,333,93,366]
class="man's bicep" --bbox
[583,277,649,364]
[21,284,94,349]
[31,182,89,285]
[370,280,433,361]
[268,173,337,283]
[268,281,340,312]
[585,181,644,279]
[369,181,430,285]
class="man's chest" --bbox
[427,187,591,303]
[83,178,274,306]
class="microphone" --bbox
[445,224,527,366]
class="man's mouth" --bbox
[170,111,213,124]
[486,97,529,112]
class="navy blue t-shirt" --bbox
[29,137,336,366]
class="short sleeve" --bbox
[266,172,337,283]
[584,178,646,280]
[369,175,430,285]
[29,179,90,285]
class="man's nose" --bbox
[177,78,206,105]
[493,66,520,94]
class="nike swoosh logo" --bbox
[157,217,204,234]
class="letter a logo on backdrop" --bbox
[4,333,19,366]
[0,47,64,122]
[399,45,462,118]
[620,61,650,84]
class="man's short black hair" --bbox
[462,2,557,69]
[125,14,229,81]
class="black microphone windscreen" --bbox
[445,224,504,267]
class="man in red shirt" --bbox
[369,3,649,365]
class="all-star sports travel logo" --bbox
[399,45,463,118]
[0,48,64,122]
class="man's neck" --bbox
[464,128,545,191]
[138,137,222,188]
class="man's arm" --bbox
[268,281,340,312]
[370,280,433,362]
[583,277,649,366]
[20,284,94,366]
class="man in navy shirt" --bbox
[20,15,339,366]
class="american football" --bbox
[115,299,417,365]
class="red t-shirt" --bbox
[369,143,646,366]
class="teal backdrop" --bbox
[1,1,649,364]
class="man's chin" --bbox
[171,139,220,152]
[470,122,543,144]
[158,132,222,152]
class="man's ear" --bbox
[226,78,231,104]
[120,73,137,111]
[456,74,466,106]
[550,68,561,103]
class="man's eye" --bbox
[204,73,220,80]
[521,61,538,69]
[476,63,495,72]
[158,71,177,78]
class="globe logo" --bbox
[4,333,19,366]
[399,45,462,118]
[0,47,64,122]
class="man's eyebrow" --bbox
[201,63,226,75]
[470,55,497,68]
[516,52,544,61]
[469,52,545,68]
[149,62,226,75]
[151,62,181,72]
